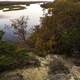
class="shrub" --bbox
[59,27,80,57]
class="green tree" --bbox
[28,0,80,57]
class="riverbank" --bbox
[0,1,50,6]
[40,2,53,8]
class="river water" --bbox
[0,4,47,42]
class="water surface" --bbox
[0,4,47,42]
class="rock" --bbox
[1,55,80,80]
[49,57,70,75]
[0,73,24,80]
[48,55,71,80]
[48,74,71,80]
[71,66,80,79]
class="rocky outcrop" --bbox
[0,55,80,80]
[47,55,71,80]
[0,73,24,80]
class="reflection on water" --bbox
[0,15,9,19]
[0,4,48,42]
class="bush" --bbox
[0,31,39,72]
[28,0,80,57]
[59,27,80,56]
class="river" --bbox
[0,4,48,42]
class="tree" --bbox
[11,16,28,42]
[28,0,80,57]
